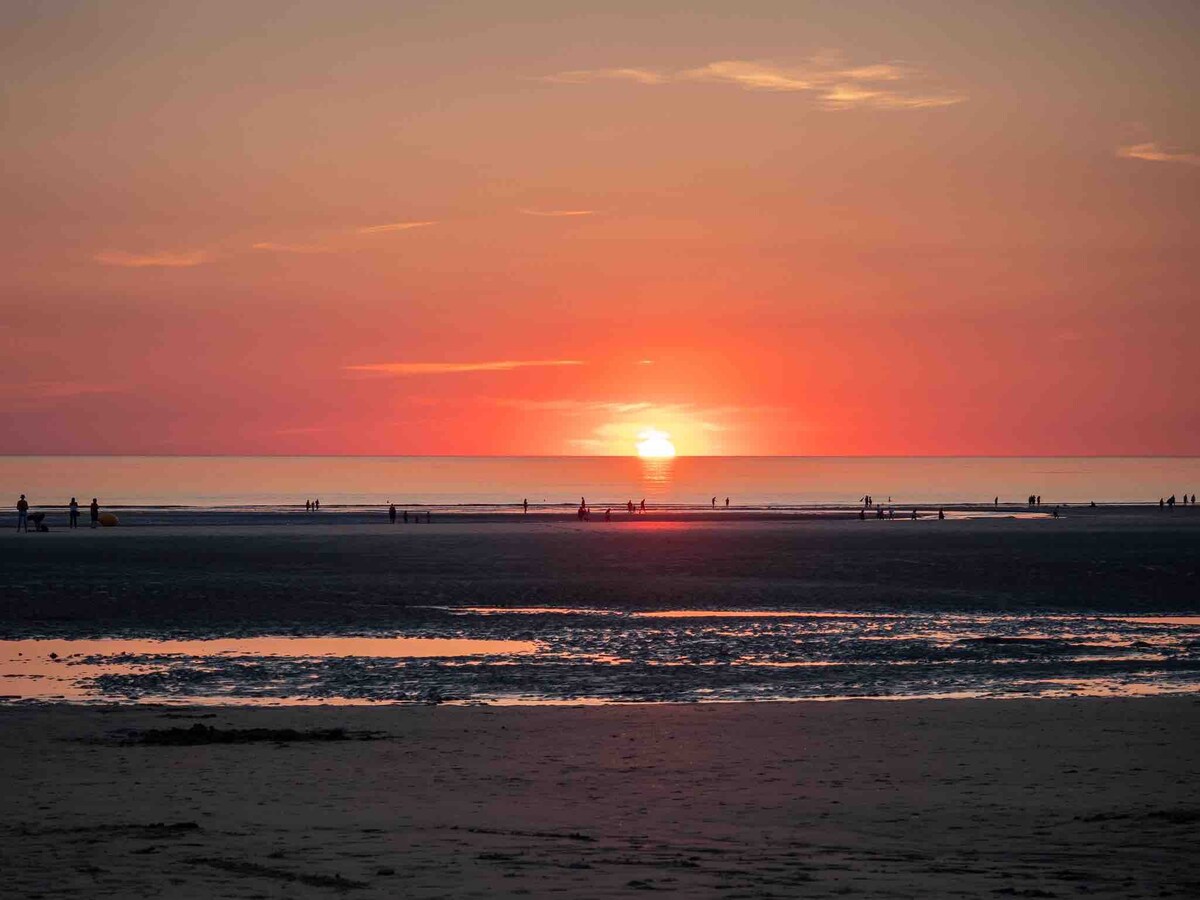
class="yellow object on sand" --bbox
[98,513,119,527]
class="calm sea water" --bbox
[2,455,1198,509]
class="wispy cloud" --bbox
[541,67,665,86]
[251,242,334,254]
[356,221,437,235]
[518,208,596,217]
[346,360,584,376]
[541,54,966,110]
[0,381,122,410]
[93,250,208,268]
[1117,142,1200,166]
[491,399,652,414]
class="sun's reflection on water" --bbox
[639,455,675,498]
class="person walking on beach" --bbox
[640,498,646,514]
[16,494,29,532]
[994,496,999,506]
[523,498,528,514]
[389,503,396,524]
[68,497,79,529]
[712,496,717,508]
[89,498,99,528]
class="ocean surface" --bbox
[3,455,1198,510]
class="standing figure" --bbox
[16,494,29,532]
[69,497,79,528]
[523,498,528,514]
[89,498,99,529]
[389,503,397,524]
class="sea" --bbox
[2,455,1198,510]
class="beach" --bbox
[3,509,1199,896]
[3,697,1198,898]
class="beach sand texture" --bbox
[3,699,1198,898]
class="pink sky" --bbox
[2,1,1198,455]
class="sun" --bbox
[636,428,677,458]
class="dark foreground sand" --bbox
[3,698,1198,899]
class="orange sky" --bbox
[2,1,1198,455]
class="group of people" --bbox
[304,499,321,511]
[858,505,945,521]
[1160,494,1195,509]
[14,495,102,532]
[387,504,432,524]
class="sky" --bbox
[1,0,1198,456]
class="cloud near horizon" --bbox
[542,55,965,110]
[345,360,585,376]
[93,250,208,268]
[518,208,596,217]
[356,221,437,234]
[1117,142,1200,166]
[251,242,334,253]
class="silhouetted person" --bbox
[1168,494,1175,509]
[1052,506,1060,518]
[389,503,396,524]
[89,498,99,528]
[68,497,79,529]
[16,494,29,532]
[1036,495,1041,506]
[712,496,716,508]
[306,499,311,511]
[725,497,729,508]
[314,499,320,511]
[627,500,634,514]
[403,510,409,523]
[938,507,945,520]
[911,509,917,520]
[640,499,646,513]
[1160,497,1165,510]
[605,508,611,521]
[523,498,528,514]
[994,496,999,506]
[1090,501,1096,508]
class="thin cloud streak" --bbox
[93,250,208,268]
[251,242,334,254]
[542,55,966,110]
[541,67,665,85]
[518,208,596,217]
[346,360,584,376]
[356,221,437,234]
[1117,142,1200,166]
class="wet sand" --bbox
[2,507,1198,637]
[3,697,1198,898]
